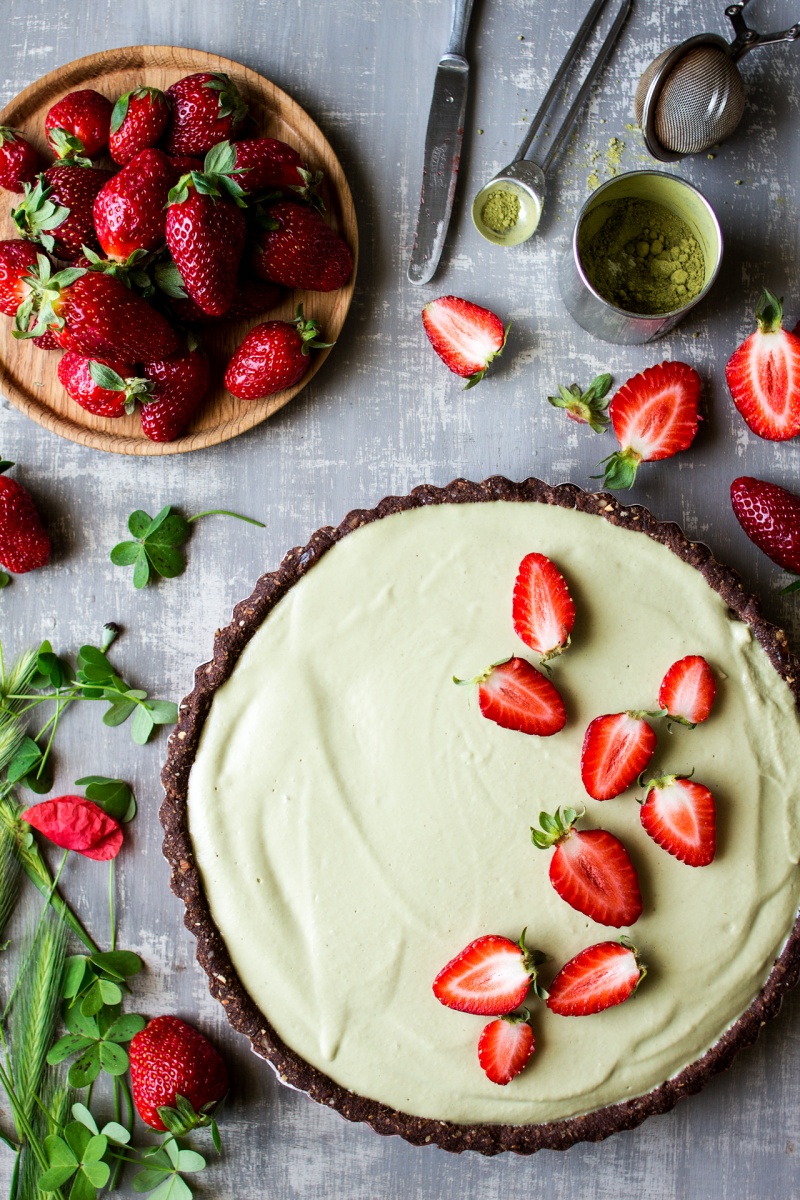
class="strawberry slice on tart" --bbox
[478,1011,536,1085]
[432,931,546,1016]
[546,939,645,1017]
[454,656,566,737]
[598,360,702,490]
[639,774,716,866]
[726,290,800,441]
[531,807,643,928]
[658,655,716,727]
[580,711,657,801]
[512,552,576,664]
[422,295,508,388]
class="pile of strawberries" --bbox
[0,74,352,441]
[438,552,718,1086]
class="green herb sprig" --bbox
[111,504,265,589]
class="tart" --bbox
[161,477,800,1155]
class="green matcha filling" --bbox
[581,197,705,314]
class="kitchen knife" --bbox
[407,0,476,285]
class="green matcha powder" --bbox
[581,198,705,314]
[481,188,521,234]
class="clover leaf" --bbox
[133,1138,207,1199]
[47,1004,145,1087]
[111,504,264,589]
[75,776,137,822]
[38,1123,111,1200]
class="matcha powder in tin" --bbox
[580,197,705,314]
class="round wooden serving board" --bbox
[0,46,358,455]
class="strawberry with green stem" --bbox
[164,72,248,157]
[421,295,507,388]
[454,656,566,737]
[432,930,547,1015]
[547,373,612,432]
[658,655,716,727]
[0,240,40,317]
[12,166,113,260]
[512,553,575,665]
[0,128,41,193]
[726,290,800,441]
[224,306,331,399]
[57,353,153,419]
[139,347,211,442]
[531,807,643,927]
[44,89,113,160]
[233,136,323,204]
[165,141,247,316]
[129,1016,228,1133]
[478,1011,536,1085]
[251,199,354,293]
[639,773,716,866]
[581,711,657,801]
[109,86,171,165]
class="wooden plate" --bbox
[0,46,358,455]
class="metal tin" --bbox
[559,170,723,344]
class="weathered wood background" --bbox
[2,0,800,1196]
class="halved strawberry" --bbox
[658,655,715,727]
[454,656,566,737]
[726,290,800,441]
[422,295,508,388]
[512,553,575,664]
[477,1012,535,1085]
[531,807,643,927]
[639,774,716,866]
[432,932,545,1015]
[598,361,702,489]
[580,712,657,801]
[546,939,645,1016]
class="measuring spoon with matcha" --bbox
[473,0,631,246]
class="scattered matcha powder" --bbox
[580,197,705,314]
[480,188,521,234]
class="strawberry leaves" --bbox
[111,504,264,589]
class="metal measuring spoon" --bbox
[473,0,632,246]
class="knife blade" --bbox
[408,0,476,285]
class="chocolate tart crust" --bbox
[160,476,800,1156]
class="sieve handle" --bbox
[725,2,800,60]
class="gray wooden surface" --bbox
[2,0,800,1196]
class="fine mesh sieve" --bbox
[635,2,800,162]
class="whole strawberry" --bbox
[0,462,50,574]
[252,201,353,292]
[233,137,322,202]
[45,89,113,159]
[129,1015,228,1132]
[165,72,248,157]
[58,351,152,418]
[94,149,178,261]
[726,290,800,441]
[12,166,113,260]
[159,260,283,324]
[14,255,179,362]
[0,240,39,316]
[0,128,41,192]
[165,142,247,316]
[140,346,211,441]
[731,476,800,589]
[224,306,330,399]
[109,86,171,164]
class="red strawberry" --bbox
[14,257,179,362]
[0,240,39,316]
[0,128,41,192]
[726,290,800,441]
[512,553,575,664]
[224,307,329,399]
[531,807,643,927]
[639,774,716,866]
[581,712,657,801]
[32,328,61,351]
[421,295,507,388]
[12,166,113,260]
[0,462,50,574]
[94,149,177,261]
[109,86,171,164]
[432,931,544,1015]
[547,373,612,432]
[599,361,702,489]
[478,1013,535,1085]
[165,72,248,157]
[251,200,353,293]
[233,137,321,202]
[658,655,715,727]
[731,475,800,586]
[546,939,645,1016]
[45,89,113,159]
[129,1015,228,1132]
[454,656,566,737]
[139,347,211,442]
[165,143,247,316]
[170,274,284,324]
[57,352,151,418]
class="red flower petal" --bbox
[21,795,123,861]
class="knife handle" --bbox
[446,0,476,56]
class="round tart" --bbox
[161,477,800,1155]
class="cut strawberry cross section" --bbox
[580,711,657,801]
[658,655,716,727]
[546,938,645,1016]
[512,553,576,664]
[726,290,800,441]
[454,656,566,737]
[432,931,546,1016]
[478,1011,535,1085]
[639,774,716,867]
